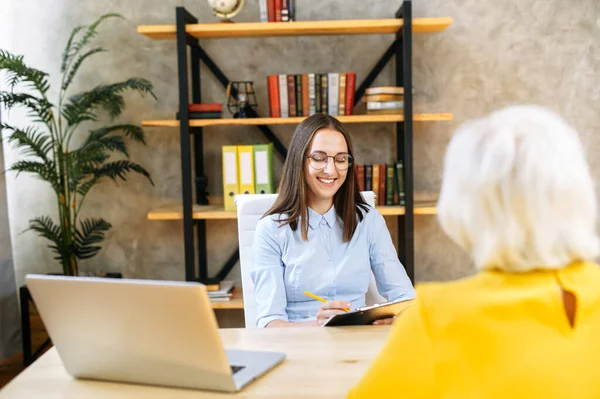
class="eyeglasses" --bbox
[305,151,353,171]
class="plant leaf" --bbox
[62,78,155,127]
[3,124,53,162]
[61,13,122,73]
[0,91,54,125]
[89,124,146,145]
[28,216,64,261]
[9,160,60,192]
[92,160,154,185]
[74,218,111,259]
[62,47,106,93]
[0,50,50,95]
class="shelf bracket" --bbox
[193,44,288,159]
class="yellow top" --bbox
[348,261,600,399]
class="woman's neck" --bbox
[308,197,334,215]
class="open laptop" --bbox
[25,274,285,392]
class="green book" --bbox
[395,161,405,206]
[253,143,275,194]
[295,75,303,117]
[176,111,222,119]
[386,164,395,205]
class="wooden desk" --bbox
[0,326,390,398]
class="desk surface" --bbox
[0,326,390,398]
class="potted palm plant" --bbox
[0,13,155,276]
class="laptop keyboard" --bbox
[231,365,245,374]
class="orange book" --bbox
[372,164,380,204]
[302,74,309,117]
[379,164,386,206]
[267,75,280,118]
[338,73,346,116]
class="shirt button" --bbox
[320,219,327,225]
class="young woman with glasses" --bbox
[251,114,415,328]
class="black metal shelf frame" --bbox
[175,0,415,284]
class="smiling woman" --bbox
[251,114,415,328]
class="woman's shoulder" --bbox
[356,204,384,224]
[256,212,290,234]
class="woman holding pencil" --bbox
[251,114,415,328]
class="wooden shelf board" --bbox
[137,17,453,40]
[141,113,453,128]
[147,204,237,220]
[148,203,437,220]
[211,290,243,309]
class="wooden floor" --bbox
[0,353,23,389]
[1,297,51,390]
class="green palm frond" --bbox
[9,160,60,191]
[61,26,85,73]
[90,124,146,145]
[28,216,64,261]
[0,91,54,125]
[74,218,112,259]
[61,13,122,73]
[62,47,106,93]
[0,50,50,95]
[76,177,99,198]
[4,124,53,161]
[92,159,154,185]
[62,78,155,126]
[82,128,128,157]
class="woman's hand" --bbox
[316,300,352,325]
[373,317,395,325]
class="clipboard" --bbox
[323,299,413,327]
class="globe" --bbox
[207,0,245,20]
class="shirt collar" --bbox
[307,205,337,229]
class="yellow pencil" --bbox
[303,291,350,312]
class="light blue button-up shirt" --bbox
[251,205,416,328]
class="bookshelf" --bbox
[138,1,452,290]
[137,18,453,39]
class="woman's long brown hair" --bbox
[264,114,369,242]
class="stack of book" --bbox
[176,103,223,120]
[364,87,405,115]
[207,280,235,303]
[267,73,357,118]
[222,143,276,211]
[355,162,406,206]
[259,0,296,22]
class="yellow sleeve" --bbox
[347,299,434,399]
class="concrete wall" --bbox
[1,0,598,294]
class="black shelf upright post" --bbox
[396,0,415,282]
[176,7,201,282]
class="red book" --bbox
[345,73,356,115]
[188,103,222,112]
[267,0,275,22]
[356,164,365,192]
[287,75,296,117]
[275,0,282,22]
[301,74,309,117]
[267,75,280,118]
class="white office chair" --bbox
[235,191,386,328]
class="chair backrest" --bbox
[235,191,385,327]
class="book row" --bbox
[267,73,357,118]
[259,0,296,22]
[356,162,406,206]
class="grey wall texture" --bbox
[1,0,599,294]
